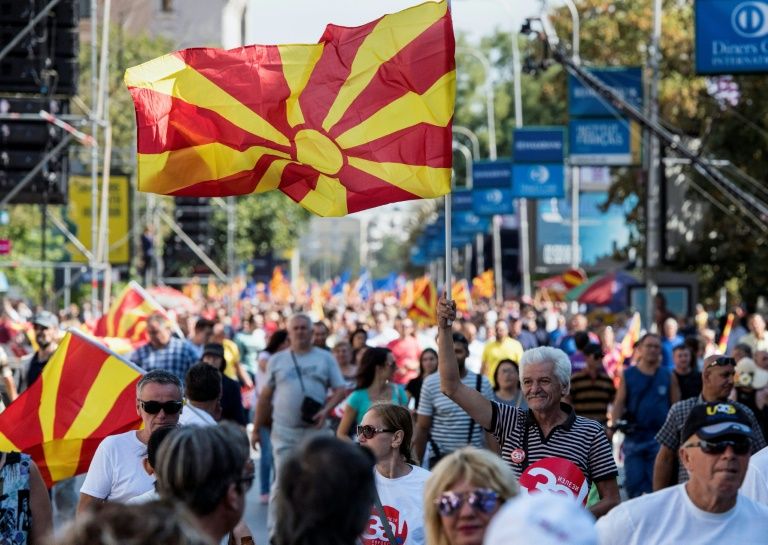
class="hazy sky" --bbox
[247,0,541,45]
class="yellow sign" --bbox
[67,175,131,264]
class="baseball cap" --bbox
[202,343,225,360]
[483,492,597,545]
[681,402,752,443]
[32,311,58,329]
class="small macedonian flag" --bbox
[407,276,438,325]
[452,279,472,313]
[0,331,144,487]
[92,281,174,347]
[124,0,455,216]
[472,270,495,300]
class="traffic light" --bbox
[0,0,80,95]
[0,96,70,204]
[163,197,215,276]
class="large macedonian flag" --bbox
[0,331,144,487]
[124,0,455,216]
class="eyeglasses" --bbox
[683,439,751,455]
[436,488,500,517]
[139,400,183,415]
[356,425,396,439]
[708,356,737,368]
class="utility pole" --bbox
[645,0,663,331]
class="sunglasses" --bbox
[708,357,737,368]
[683,439,751,455]
[356,425,396,439]
[139,400,183,415]
[436,488,500,517]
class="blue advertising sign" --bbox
[425,223,441,239]
[511,164,565,198]
[451,232,474,247]
[696,0,768,74]
[535,191,638,269]
[472,160,513,189]
[472,188,515,215]
[512,127,566,163]
[568,67,643,117]
[569,118,642,166]
[410,245,428,266]
[426,237,445,258]
[452,189,474,211]
[453,211,491,235]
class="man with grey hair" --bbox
[77,369,183,513]
[156,422,253,544]
[252,313,347,529]
[436,295,619,517]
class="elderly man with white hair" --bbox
[436,295,620,518]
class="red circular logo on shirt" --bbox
[363,505,407,545]
[510,448,526,464]
[518,457,589,505]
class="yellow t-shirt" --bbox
[482,337,523,387]
[222,338,241,380]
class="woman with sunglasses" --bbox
[337,347,408,440]
[357,403,430,545]
[423,447,517,545]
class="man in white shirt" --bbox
[77,370,183,512]
[741,445,768,504]
[179,363,221,427]
[597,402,768,543]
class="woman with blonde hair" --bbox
[423,447,517,545]
[358,403,430,545]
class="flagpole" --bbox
[445,0,453,308]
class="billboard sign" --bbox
[452,189,474,211]
[696,0,768,74]
[511,164,565,198]
[512,127,566,163]
[569,118,642,165]
[472,160,513,189]
[568,67,644,117]
[453,211,491,235]
[472,188,515,215]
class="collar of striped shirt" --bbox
[524,403,576,431]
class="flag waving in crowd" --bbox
[125,0,455,216]
[0,331,144,487]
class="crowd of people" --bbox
[1,288,768,544]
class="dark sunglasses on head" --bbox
[683,438,751,455]
[708,356,737,368]
[139,399,183,415]
[435,488,500,517]
[356,425,396,439]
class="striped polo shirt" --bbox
[569,370,616,425]
[417,371,494,455]
[490,401,618,485]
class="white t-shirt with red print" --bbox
[363,465,430,545]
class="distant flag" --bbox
[353,269,373,302]
[452,279,472,313]
[472,270,494,300]
[372,273,398,294]
[407,276,437,325]
[124,0,455,216]
[310,282,326,319]
[92,281,178,347]
[331,271,351,297]
[619,312,642,364]
[206,277,221,300]
[0,331,144,487]
[269,266,292,303]
[718,313,734,353]
[400,279,415,309]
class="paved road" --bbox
[244,441,270,545]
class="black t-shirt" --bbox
[26,352,49,390]
[674,370,702,401]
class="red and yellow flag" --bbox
[0,331,144,487]
[269,266,292,303]
[471,270,494,300]
[92,281,171,347]
[718,313,734,353]
[452,279,472,313]
[124,1,455,216]
[619,311,642,363]
[407,276,438,325]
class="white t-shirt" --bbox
[741,445,768,505]
[179,404,217,427]
[80,430,154,502]
[596,484,768,545]
[362,465,430,545]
